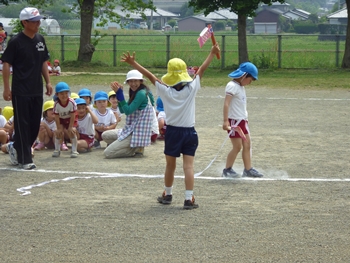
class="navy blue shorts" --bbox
[164,125,198,157]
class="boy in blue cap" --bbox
[222,62,264,178]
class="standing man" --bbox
[2,7,53,170]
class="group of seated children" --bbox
[1,74,165,159]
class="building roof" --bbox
[178,16,214,23]
[327,7,348,18]
[112,6,178,19]
[196,8,238,20]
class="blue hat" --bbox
[94,91,108,102]
[156,96,164,112]
[75,98,87,105]
[228,62,258,80]
[55,82,70,93]
[78,88,92,98]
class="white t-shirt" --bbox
[225,81,248,120]
[53,65,61,75]
[54,98,77,119]
[93,108,117,127]
[109,106,121,118]
[156,75,200,127]
[41,117,56,131]
[77,114,95,137]
[0,115,7,128]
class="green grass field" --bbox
[45,31,346,70]
[52,67,350,90]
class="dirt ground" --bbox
[0,85,350,262]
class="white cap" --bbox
[19,7,45,21]
[124,70,144,84]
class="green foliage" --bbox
[179,2,194,18]
[0,2,26,17]
[9,18,46,35]
[293,21,319,34]
[318,24,347,34]
[213,20,225,31]
[167,19,177,28]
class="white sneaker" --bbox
[7,142,18,165]
[70,151,79,158]
[22,163,37,170]
[52,150,60,157]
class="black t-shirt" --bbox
[1,32,50,96]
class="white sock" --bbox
[54,138,60,151]
[165,186,173,196]
[185,190,193,201]
[71,136,77,152]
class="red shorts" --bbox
[95,130,103,141]
[79,134,94,148]
[227,119,249,138]
[59,114,78,129]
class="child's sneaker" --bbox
[183,196,199,210]
[93,140,101,149]
[157,191,172,204]
[52,150,60,157]
[222,167,239,178]
[7,142,18,165]
[70,151,79,158]
[243,167,264,178]
[61,143,69,151]
[34,142,45,151]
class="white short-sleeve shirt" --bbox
[54,98,77,119]
[225,81,248,120]
[156,75,200,128]
[93,108,117,127]
[78,114,95,137]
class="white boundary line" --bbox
[0,168,349,196]
[197,95,350,101]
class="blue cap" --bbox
[78,88,92,98]
[75,98,87,105]
[156,96,164,112]
[55,82,70,93]
[94,91,108,102]
[228,62,258,80]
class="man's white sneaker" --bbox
[52,150,60,157]
[7,142,18,165]
[22,163,37,170]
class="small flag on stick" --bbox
[197,24,220,59]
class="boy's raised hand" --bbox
[121,51,136,65]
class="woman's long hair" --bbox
[128,82,150,105]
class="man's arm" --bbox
[2,62,12,101]
[42,61,53,96]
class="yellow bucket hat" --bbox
[43,100,54,112]
[2,106,14,121]
[70,92,79,100]
[161,58,193,86]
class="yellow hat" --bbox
[2,106,14,121]
[161,58,193,86]
[108,90,116,99]
[43,100,54,112]
[70,92,79,100]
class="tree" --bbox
[341,0,350,68]
[188,0,285,64]
[0,0,155,62]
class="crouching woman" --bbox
[103,70,154,158]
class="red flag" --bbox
[197,26,213,48]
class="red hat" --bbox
[54,59,60,63]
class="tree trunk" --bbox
[78,0,95,62]
[237,14,249,64]
[341,0,350,68]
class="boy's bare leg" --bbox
[242,134,252,170]
[164,155,176,187]
[225,138,242,168]
[183,155,195,190]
